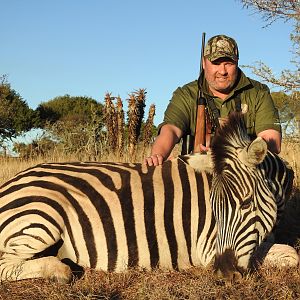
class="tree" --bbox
[36,94,104,125]
[0,76,39,144]
[239,1,300,91]
[239,0,300,134]
[239,1,299,87]
[271,91,297,136]
[36,95,104,160]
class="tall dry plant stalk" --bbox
[103,93,117,156]
[135,88,146,134]
[127,89,146,160]
[142,104,156,157]
[116,96,125,159]
[127,93,137,159]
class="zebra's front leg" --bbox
[0,222,72,282]
[0,253,72,282]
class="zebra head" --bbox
[210,112,293,281]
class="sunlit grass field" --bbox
[0,139,299,300]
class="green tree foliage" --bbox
[36,95,104,160]
[0,76,39,143]
[13,91,156,161]
[36,94,104,125]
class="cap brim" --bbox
[206,52,238,62]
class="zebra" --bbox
[210,113,295,280]
[0,113,294,282]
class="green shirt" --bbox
[160,69,281,138]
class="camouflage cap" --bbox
[204,35,239,62]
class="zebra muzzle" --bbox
[214,249,245,282]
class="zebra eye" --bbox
[241,197,253,210]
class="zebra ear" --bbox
[238,137,268,168]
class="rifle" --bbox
[193,32,206,153]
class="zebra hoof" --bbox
[43,258,74,283]
[49,269,73,284]
[49,268,73,284]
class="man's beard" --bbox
[207,74,238,94]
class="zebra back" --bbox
[0,156,214,279]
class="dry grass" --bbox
[0,139,300,299]
[1,265,300,300]
[280,138,300,186]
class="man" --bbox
[144,34,281,166]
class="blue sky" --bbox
[0,0,294,126]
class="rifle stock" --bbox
[193,97,206,153]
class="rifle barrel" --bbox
[193,32,206,153]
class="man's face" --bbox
[203,57,238,95]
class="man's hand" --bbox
[199,144,210,153]
[144,124,182,167]
[144,154,164,166]
[257,129,281,154]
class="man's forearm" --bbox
[144,124,182,166]
[151,135,176,160]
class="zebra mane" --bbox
[211,112,250,174]
[179,153,213,174]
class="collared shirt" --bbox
[160,69,281,139]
